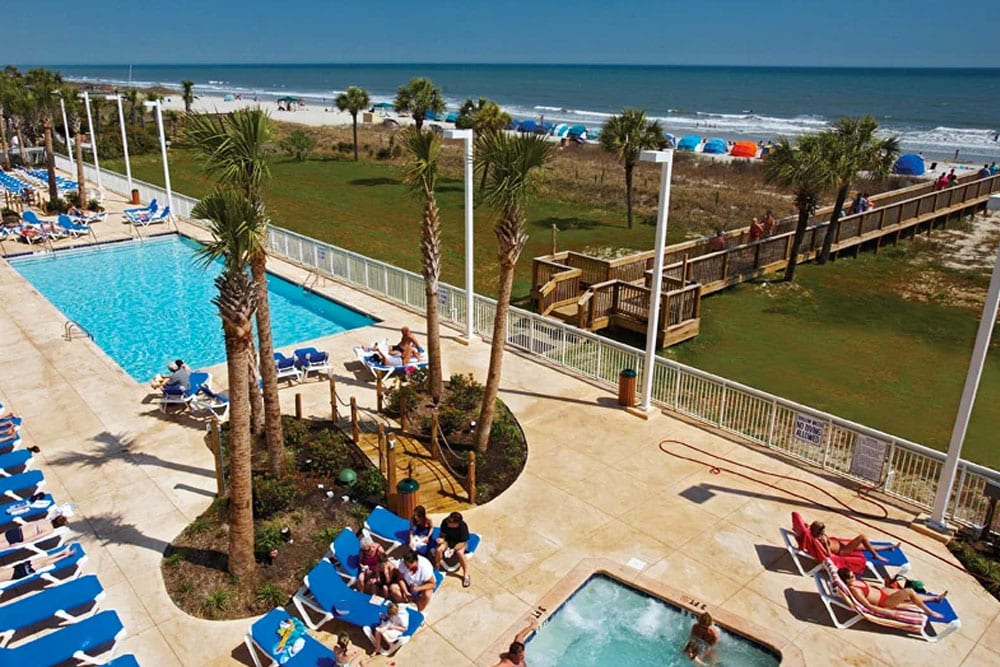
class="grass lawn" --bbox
[665,247,1000,469]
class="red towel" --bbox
[790,512,867,574]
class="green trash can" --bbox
[397,478,420,520]
[618,369,637,407]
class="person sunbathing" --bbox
[0,516,69,549]
[837,567,946,619]
[0,546,74,582]
[810,521,898,563]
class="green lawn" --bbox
[666,250,1000,468]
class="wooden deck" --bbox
[354,431,472,514]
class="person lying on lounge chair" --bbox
[0,546,74,582]
[837,567,946,619]
[0,515,69,549]
[391,327,421,363]
[810,521,899,563]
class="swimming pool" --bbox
[10,235,375,382]
[527,574,779,667]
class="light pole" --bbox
[55,92,73,170]
[106,94,132,196]
[444,128,475,342]
[929,244,1000,530]
[144,100,173,220]
[638,149,675,413]
[81,91,103,200]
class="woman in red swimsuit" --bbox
[838,568,946,618]
[810,521,897,563]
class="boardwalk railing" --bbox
[56,155,1000,527]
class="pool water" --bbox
[10,235,375,382]
[527,575,779,667]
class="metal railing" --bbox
[62,155,1000,527]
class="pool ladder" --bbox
[64,320,94,342]
[302,271,325,291]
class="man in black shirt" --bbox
[435,511,471,588]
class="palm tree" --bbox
[62,87,87,205]
[24,69,63,203]
[185,108,285,476]
[457,98,511,190]
[764,134,836,283]
[181,80,197,113]
[394,78,445,131]
[124,89,140,125]
[192,190,260,581]
[335,86,370,161]
[400,128,444,402]
[817,116,900,264]
[600,109,668,230]
[142,92,162,129]
[473,133,554,453]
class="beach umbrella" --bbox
[730,141,758,158]
[703,138,728,154]
[567,124,587,138]
[553,123,569,138]
[373,102,394,109]
[677,134,701,151]
[445,111,459,123]
[894,153,925,176]
[223,93,235,102]
[517,120,537,133]
[663,133,677,148]
[276,96,301,103]
[425,110,438,121]
[538,122,555,135]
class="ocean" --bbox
[50,63,1000,163]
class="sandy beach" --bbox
[161,93,379,129]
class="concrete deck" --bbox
[1,195,998,665]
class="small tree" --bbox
[181,79,197,113]
[279,129,315,162]
[335,86,370,161]
[394,78,445,131]
[457,98,511,190]
[600,109,668,230]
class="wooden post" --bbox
[467,451,476,504]
[400,387,409,433]
[376,375,384,413]
[350,397,360,445]
[377,424,386,477]
[295,393,303,419]
[681,253,689,284]
[551,223,557,255]
[209,417,225,496]
[721,252,730,281]
[329,376,338,421]
[431,410,441,462]
[386,436,399,512]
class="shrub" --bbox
[201,588,232,618]
[336,142,354,154]
[354,467,386,499]
[312,525,340,548]
[251,475,300,519]
[298,430,352,477]
[44,197,67,214]
[255,582,286,608]
[65,190,81,207]
[254,521,283,558]
[438,406,466,434]
[279,129,316,161]
[446,373,483,411]
[281,416,311,447]
[87,198,103,212]
[384,382,420,419]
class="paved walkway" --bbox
[0,205,998,665]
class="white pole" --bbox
[153,101,174,218]
[463,133,475,340]
[929,243,1000,529]
[640,150,674,412]
[82,92,103,200]
[58,97,73,170]
[110,95,132,194]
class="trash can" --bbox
[396,478,420,520]
[130,189,140,205]
[618,368,637,407]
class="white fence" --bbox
[58,155,1000,527]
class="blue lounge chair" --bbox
[123,199,156,217]
[159,372,211,413]
[0,543,87,604]
[0,470,44,502]
[245,607,338,667]
[0,609,124,666]
[56,215,93,238]
[0,416,21,429]
[0,574,104,647]
[273,352,302,384]
[0,494,56,532]
[292,559,425,653]
[190,386,230,421]
[293,347,331,380]
[128,206,170,226]
[353,345,428,381]
[328,527,361,582]
[0,450,32,477]
[0,435,23,456]
[364,505,481,564]
[104,655,140,667]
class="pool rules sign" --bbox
[849,434,889,483]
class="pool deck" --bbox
[1,192,999,665]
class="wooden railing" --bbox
[575,279,701,343]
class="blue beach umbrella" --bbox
[517,120,538,133]
[894,153,925,176]
[567,124,587,138]
[553,123,569,138]
[374,102,394,109]
[445,111,459,123]
[703,138,728,154]
[677,135,701,151]
[663,133,677,148]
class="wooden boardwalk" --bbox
[355,431,473,514]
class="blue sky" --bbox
[5,0,999,67]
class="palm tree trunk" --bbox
[784,208,811,283]
[421,195,443,403]
[474,258,516,454]
[625,164,635,230]
[73,124,87,205]
[223,331,256,580]
[252,255,285,477]
[0,106,10,170]
[43,120,58,203]
[351,114,359,161]
[818,184,850,265]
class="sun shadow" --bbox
[755,543,797,573]
[783,588,835,626]
[530,216,612,232]
[349,177,400,187]
[46,431,215,480]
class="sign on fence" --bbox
[794,413,826,446]
[849,434,888,483]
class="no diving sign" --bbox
[793,413,826,446]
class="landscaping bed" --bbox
[948,531,1000,603]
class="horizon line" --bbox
[18,62,1000,71]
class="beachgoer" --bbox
[748,217,763,242]
[0,547,74,583]
[762,209,777,236]
[334,634,365,666]
[0,515,69,549]
[689,611,719,664]
[409,505,434,555]
[392,326,421,360]
[954,149,961,161]
[708,230,726,252]
[990,162,998,176]
[849,192,871,214]
[948,168,958,187]
[683,639,710,665]
[978,164,992,179]
[809,521,898,563]
[367,602,408,656]
[355,534,390,596]
[490,617,540,667]
[838,567,946,619]
[153,359,191,391]
[388,551,435,610]
[934,173,949,191]
[434,511,471,587]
